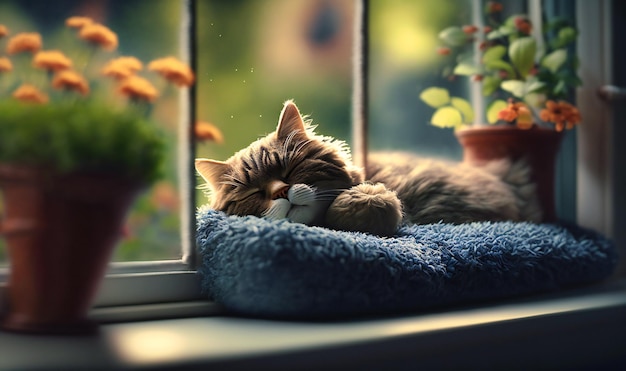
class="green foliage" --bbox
[419,87,450,108]
[419,8,581,129]
[542,49,568,73]
[439,26,469,47]
[486,99,507,124]
[509,37,536,78]
[0,101,166,184]
[431,106,463,128]
[419,87,473,128]
[450,97,474,123]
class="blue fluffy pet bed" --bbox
[196,206,618,318]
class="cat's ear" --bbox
[276,99,307,140]
[195,158,230,189]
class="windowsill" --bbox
[1,279,625,370]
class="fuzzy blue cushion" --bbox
[196,206,618,318]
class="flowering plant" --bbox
[0,16,197,184]
[419,1,582,132]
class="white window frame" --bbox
[0,0,622,321]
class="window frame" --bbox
[0,0,622,321]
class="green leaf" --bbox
[450,97,474,123]
[501,80,526,97]
[484,60,516,78]
[525,80,546,94]
[486,99,508,124]
[453,63,481,76]
[545,17,570,32]
[419,87,451,108]
[487,25,516,40]
[524,92,546,108]
[504,15,520,28]
[482,45,507,63]
[564,73,583,87]
[541,49,567,73]
[439,26,468,47]
[509,37,536,78]
[430,107,463,128]
[557,26,577,46]
[482,75,501,96]
[553,80,567,96]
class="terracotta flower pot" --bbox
[0,164,143,334]
[455,126,564,222]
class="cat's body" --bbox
[196,100,541,236]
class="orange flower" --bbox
[78,23,118,51]
[147,56,195,87]
[118,75,159,102]
[0,24,8,38]
[436,47,451,56]
[65,16,94,29]
[497,100,534,129]
[540,100,581,131]
[33,50,73,71]
[52,70,90,95]
[462,25,479,34]
[0,57,12,73]
[514,16,532,35]
[514,105,533,129]
[12,84,49,104]
[150,181,179,211]
[101,56,143,80]
[195,121,224,143]
[487,1,503,13]
[6,32,42,55]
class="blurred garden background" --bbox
[0,0,475,265]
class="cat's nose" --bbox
[268,180,290,200]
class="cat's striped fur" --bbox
[196,100,540,236]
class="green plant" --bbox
[0,16,197,184]
[419,1,581,131]
[0,101,165,183]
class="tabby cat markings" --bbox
[196,100,540,236]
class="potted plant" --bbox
[0,16,194,334]
[419,1,581,222]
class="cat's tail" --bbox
[481,158,542,222]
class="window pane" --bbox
[369,0,473,159]
[0,0,186,265]
[195,0,354,204]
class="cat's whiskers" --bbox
[314,189,345,202]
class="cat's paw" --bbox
[325,183,402,236]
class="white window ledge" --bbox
[1,278,625,370]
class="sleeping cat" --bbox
[196,100,541,236]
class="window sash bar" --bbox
[352,0,368,170]
[179,0,198,268]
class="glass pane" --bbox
[195,0,354,204]
[369,0,473,158]
[0,0,186,266]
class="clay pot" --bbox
[0,164,143,334]
[455,126,564,222]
